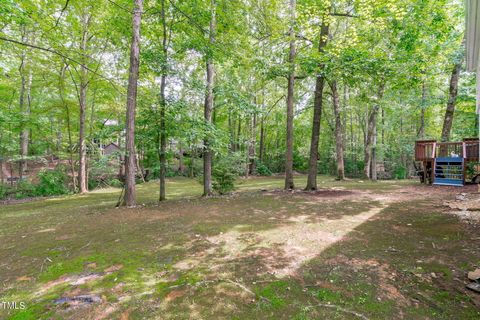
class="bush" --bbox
[0,166,70,200]
[0,184,9,199]
[88,155,120,188]
[15,180,37,199]
[393,165,407,180]
[0,181,34,200]
[212,165,236,194]
[185,157,204,178]
[211,153,245,194]
[256,162,272,176]
[36,166,70,196]
[106,178,123,188]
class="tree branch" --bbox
[0,36,122,93]
[167,0,208,35]
[53,0,70,28]
[330,12,359,18]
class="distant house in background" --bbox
[102,142,121,156]
[90,119,123,157]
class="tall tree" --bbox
[330,80,345,180]
[18,29,29,179]
[77,11,91,194]
[284,0,296,190]
[305,15,329,190]
[123,0,144,207]
[203,0,216,196]
[418,80,427,138]
[364,83,384,180]
[441,61,462,142]
[158,0,168,201]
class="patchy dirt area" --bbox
[0,177,479,319]
[444,190,480,223]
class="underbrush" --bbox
[0,165,70,200]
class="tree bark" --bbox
[259,92,266,163]
[159,0,168,201]
[78,13,90,194]
[364,84,384,179]
[18,52,27,179]
[236,115,241,151]
[228,109,235,151]
[203,0,216,196]
[245,114,250,178]
[330,80,345,180]
[259,117,265,163]
[284,0,296,190]
[18,27,30,180]
[248,101,257,175]
[123,0,144,207]
[441,62,461,142]
[418,80,426,138]
[178,143,185,175]
[59,65,77,192]
[305,18,329,190]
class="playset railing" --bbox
[415,139,479,161]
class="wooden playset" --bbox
[415,138,479,186]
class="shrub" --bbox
[14,180,36,199]
[211,153,245,194]
[0,184,8,199]
[393,165,407,180]
[36,166,70,196]
[256,162,272,176]
[185,157,204,178]
[106,178,123,188]
[212,165,236,194]
[0,181,35,200]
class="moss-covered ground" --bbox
[0,176,479,319]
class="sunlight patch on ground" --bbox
[173,203,387,277]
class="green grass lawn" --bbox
[0,176,479,319]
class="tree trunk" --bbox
[203,0,216,196]
[371,118,377,181]
[228,109,235,151]
[245,114,250,178]
[189,147,195,178]
[178,143,185,175]
[248,107,257,175]
[349,91,356,176]
[305,19,329,190]
[259,89,266,163]
[418,80,426,138]
[364,84,384,179]
[78,80,87,193]
[364,107,376,179]
[18,54,27,179]
[259,117,265,163]
[78,14,90,194]
[59,65,77,192]
[122,0,144,207]
[330,80,345,180]
[284,0,296,190]
[236,115,241,151]
[441,62,461,142]
[159,0,168,201]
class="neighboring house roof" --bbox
[103,143,121,155]
[104,119,119,126]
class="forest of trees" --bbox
[0,0,478,206]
